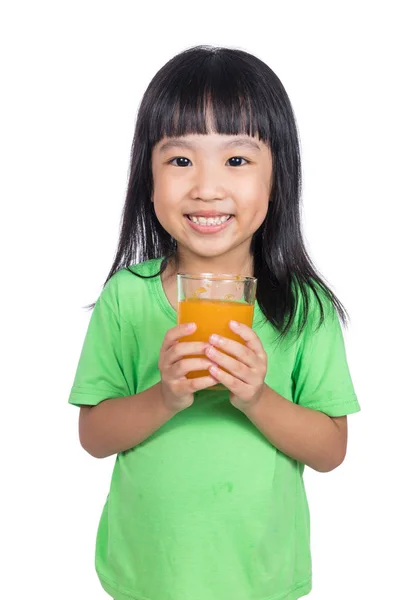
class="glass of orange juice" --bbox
[177,273,257,383]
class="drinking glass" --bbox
[177,273,257,381]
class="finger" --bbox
[170,358,214,379]
[161,323,197,352]
[207,334,253,368]
[229,321,265,358]
[168,341,208,365]
[208,363,252,397]
[186,374,219,393]
[205,346,252,383]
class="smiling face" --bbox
[151,132,273,275]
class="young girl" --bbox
[69,45,360,600]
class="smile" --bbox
[185,214,233,234]
[187,214,231,226]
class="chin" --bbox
[187,245,231,259]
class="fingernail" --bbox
[210,334,219,344]
[230,320,239,328]
[185,322,196,331]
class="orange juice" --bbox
[178,298,254,379]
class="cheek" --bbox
[253,201,270,230]
[237,170,269,193]
[152,195,169,226]
[152,200,174,238]
[152,176,180,234]
[246,181,271,230]
[258,181,271,211]
[152,175,168,213]
[153,172,180,207]
[238,177,270,211]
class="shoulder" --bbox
[98,257,164,320]
[103,258,163,296]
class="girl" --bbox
[69,45,360,600]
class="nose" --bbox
[188,165,226,201]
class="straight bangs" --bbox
[144,50,274,148]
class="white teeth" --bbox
[188,215,231,226]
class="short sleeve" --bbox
[68,286,130,407]
[292,289,360,417]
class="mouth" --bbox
[186,214,232,225]
[185,214,233,234]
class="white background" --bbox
[1,1,399,598]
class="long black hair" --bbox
[93,45,348,340]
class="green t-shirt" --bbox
[69,258,360,600]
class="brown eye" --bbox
[169,157,192,167]
[227,157,248,167]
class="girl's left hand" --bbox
[205,320,268,412]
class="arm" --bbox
[78,322,218,459]
[204,318,353,474]
[79,382,177,459]
[242,384,347,472]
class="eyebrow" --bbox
[158,137,261,153]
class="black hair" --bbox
[90,45,349,340]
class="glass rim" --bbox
[177,272,257,283]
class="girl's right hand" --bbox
[159,323,217,413]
